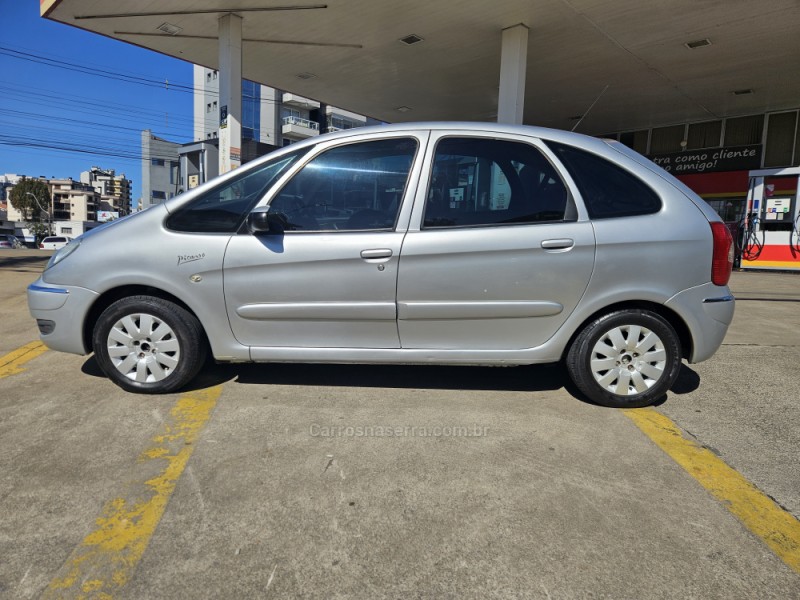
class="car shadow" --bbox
[80,356,701,407]
[670,364,701,395]
[82,356,567,395]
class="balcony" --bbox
[282,93,320,110]
[282,116,320,140]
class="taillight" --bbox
[39,243,44,249]
[710,221,733,286]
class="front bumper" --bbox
[665,282,735,363]
[27,278,99,355]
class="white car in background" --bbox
[39,236,73,250]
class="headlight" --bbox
[46,239,81,270]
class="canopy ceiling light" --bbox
[399,34,424,45]
[156,22,182,35]
[684,38,712,49]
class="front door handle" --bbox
[360,248,393,259]
[540,238,574,251]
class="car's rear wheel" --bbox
[566,309,682,408]
[92,295,207,394]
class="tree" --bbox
[26,221,50,242]
[9,178,51,222]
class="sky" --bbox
[0,0,196,203]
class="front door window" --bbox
[269,138,418,231]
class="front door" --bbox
[223,135,424,348]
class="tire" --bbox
[566,309,682,408]
[92,295,207,394]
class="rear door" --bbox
[397,132,596,350]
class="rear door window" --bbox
[422,137,570,228]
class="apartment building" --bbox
[48,178,98,223]
[192,65,380,150]
[193,66,280,146]
[80,167,132,217]
[140,67,384,204]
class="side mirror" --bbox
[247,207,289,235]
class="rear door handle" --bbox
[540,238,574,250]
[360,248,393,259]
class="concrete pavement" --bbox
[0,253,797,598]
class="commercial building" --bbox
[140,130,181,210]
[57,1,799,269]
[601,110,800,270]
[178,139,218,193]
[603,110,799,218]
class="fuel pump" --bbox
[792,212,800,254]
[739,212,764,261]
[739,176,764,261]
[740,167,800,271]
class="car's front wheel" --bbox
[92,295,207,394]
[566,309,682,408]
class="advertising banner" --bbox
[97,211,119,223]
[649,145,762,174]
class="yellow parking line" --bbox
[43,385,224,599]
[625,408,800,574]
[0,341,48,379]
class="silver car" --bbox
[0,234,24,249]
[28,123,734,408]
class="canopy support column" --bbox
[218,13,243,173]
[497,23,529,125]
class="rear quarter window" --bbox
[546,141,662,219]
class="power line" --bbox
[0,135,186,163]
[0,108,192,140]
[0,45,287,106]
[0,46,198,94]
[6,40,199,90]
[0,85,196,127]
[0,124,186,163]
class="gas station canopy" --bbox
[41,0,800,135]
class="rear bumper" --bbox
[665,283,735,363]
[27,278,99,355]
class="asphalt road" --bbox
[1,249,798,599]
